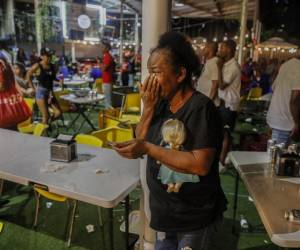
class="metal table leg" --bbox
[67,112,81,131]
[232,170,240,234]
[108,208,114,250]
[79,109,96,131]
[67,200,78,247]
[125,196,130,250]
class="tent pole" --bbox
[238,0,248,65]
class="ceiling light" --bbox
[175,3,184,7]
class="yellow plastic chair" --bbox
[24,98,35,111]
[18,123,48,136]
[93,78,103,94]
[98,108,120,129]
[33,184,76,247]
[247,87,262,100]
[120,93,141,116]
[17,98,36,130]
[17,122,36,134]
[119,114,141,125]
[118,93,141,126]
[33,123,49,137]
[54,89,72,113]
[75,134,104,147]
[92,127,134,148]
[99,113,134,130]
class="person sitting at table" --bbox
[26,48,62,124]
[113,32,227,250]
[13,62,34,97]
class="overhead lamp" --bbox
[175,2,185,7]
[86,3,102,10]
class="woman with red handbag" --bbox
[0,53,32,129]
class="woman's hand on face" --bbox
[139,74,160,110]
[113,139,148,159]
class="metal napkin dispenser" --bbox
[275,151,300,177]
[50,134,77,162]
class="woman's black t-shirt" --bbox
[146,91,227,232]
[37,63,56,90]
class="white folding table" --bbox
[0,129,139,249]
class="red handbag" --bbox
[0,59,31,128]
[0,85,32,128]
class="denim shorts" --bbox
[36,86,50,100]
[271,128,291,145]
[155,216,223,250]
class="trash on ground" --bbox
[86,224,95,233]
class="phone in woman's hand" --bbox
[105,141,116,148]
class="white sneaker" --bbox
[219,162,227,174]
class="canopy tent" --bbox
[255,37,299,61]
[256,37,298,49]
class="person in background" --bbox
[251,62,270,95]
[16,48,27,65]
[26,48,61,124]
[217,39,241,172]
[121,57,129,86]
[29,49,39,66]
[0,41,13,64]
[101,42,114,107]
[128,53,136,87]
[0,53,31,129]
[112,32,227,250]
[266,58,279,86]
[196,41,219,106]
[240,57,253,93]
[13,62,34,97]
[267,57,300,144]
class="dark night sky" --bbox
[260,0,300,40]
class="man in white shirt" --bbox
[217,39,241,170]
[267,57,300,144]
[196,42,219,106]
